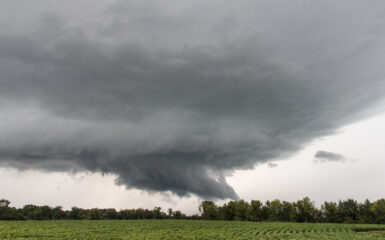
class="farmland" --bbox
[0,220,384,240]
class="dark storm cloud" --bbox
[0,0,385,199]
[314,151,346,163]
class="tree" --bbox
[0,199,10,208]
[153,207,163,219]
[168,208,173,219]
[248,200,263,221]
[89,208,103,220]
[293,197,316,222]
[371,199,385,224]
[220,201,236,220]
[260,201,270,221]
[280,201,293,222]
[199,201,218,220]
[69,207,83,220]
[269,199,282,221]
[358,199,373,223]
[52,206,66,220]
[0,197,383,222]
[234,200,249,221]
[322,201,338,223]
[172,210,186,219]
[337,199,359,223]
[40,206,53,220]
[106,209,118,219]
[0,199,23,220]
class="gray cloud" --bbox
[0,0,385,199]
[267,163,278,168]
[314,151,346,163]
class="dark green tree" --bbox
[199,201,218,220]
[269,199,282,221]
[371,199,385,224]
[248,200,263,221]
[293,197,316,222]
[322,201,338,223]
[337,199,359,223]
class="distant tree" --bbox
[0,199,10,207]
[0,197,383,223]
[199,201,218,220]
[69,207,83,220]
[269,199,282,221]
[118,209,134,219]
[234,200,249,221]
[0,199,23,220]
[358,199,373,223]
[168,208,173,219]
[221,201,236,220]
[293,197,316,222]
[322,201,338,223]
[153,207,163,219]
[22,205,44,220]
[106,208,118,219]
[337,199,359,223]
[89,208,103,220]
[260,201,270,221]
[280,201,293,222]
[371,199,385,224]
[52,206,66,220]
[172,210,186,219]
[189,214,201,220]
[40,205,53,220]
[248,200,263,221]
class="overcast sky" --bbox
[1,0,385,212]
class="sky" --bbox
[0,0,385,213]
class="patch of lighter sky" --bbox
[228,112,385,206]
[1,112,385,214]
[0,169,202,215]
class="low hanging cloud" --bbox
[314,151,346,163]
[267,163,278,169]
[0,0,385,199]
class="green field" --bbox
[0,220,384,240]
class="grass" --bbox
[0,220,385,240]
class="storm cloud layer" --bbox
[1,0,385,199]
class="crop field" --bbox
[0,220,384,240]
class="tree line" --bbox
[199,197,385,224]
[1,197,384,223]
[0,199,197,220]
